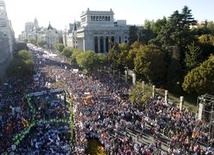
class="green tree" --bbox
[166,45,182,91]
[18,50,33,60]
[6,50,35,78]
[62,47,73,58]
[207,21,214,34]
[55,43,65,53]
[142,20,156,44]
[134,44,167,85]
[182,55,214,95]
[198,34,214,46]
[153,6,197,62]
[70,49,83,65]
[129,25,140,45]
[184,42,201,71]
[37,40,47,47]
[129,82,152,109]
[97,53,108,69]
[76,51,99,73]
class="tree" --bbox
[184,42,201,71]
[142,20,156,44]
[107,45,120,70]
[134,44,167,85]
[153,6,197,62]
[37,40,47,47]
[70,49,83,66]
[207,21,214,34]
[6,50,35,78]
[129,82,152,109]
[97,53,108,69]
[18,50,33,60]
[166,45,182,91]
[76,51,99,73]
[182,55,214,95]
[129,25,140,45]
[62,47,73,58]
[198,34,214,46]
[55,43,65,53]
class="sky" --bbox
[4,0,214,37]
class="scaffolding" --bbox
[197,94,214,146]
[197,94,214,122]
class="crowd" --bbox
[0,76,32,153]
[1,45,213,154]
[69,70,214,155]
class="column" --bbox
[103,36,106,53]
[142,81,145,93]
[94,37,98,53]
[198,103,204,120]
[180,96,184,111]
[164,90,168,104]
[83,37,86,51]
[106,36,109,52]
[108,36,111,50]
[132,73,136,85]
[125,70,128,83]
[97,36,100,53]
[152,85,155,98]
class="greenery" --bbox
[76,51,99,74]
[86,139,107,155]
[129,82,152,108]
[55,43,65,53]
[6,50,35,78]
[182,55,214,95]
[51,5,214,111]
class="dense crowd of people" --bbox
[70,69,214,154]
[0,45,213,154]
[0,76,32,153]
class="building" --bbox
[45,22,59,49]
[66,8,129,53]
[0,0,15,77]
[19,19,61,49]
[19,18,39,41]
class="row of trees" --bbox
[54,6,213,96]
[55,43,108,74]
[112,6,214,95]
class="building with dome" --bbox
[66,8,129,53]
[19,20,61,49]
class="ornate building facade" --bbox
[19,20,60,49]
[66,8,129,53]
[0,0,15,77]
[45,23,59,49]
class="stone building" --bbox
[66,8,129,53]
[45,23,59,49]
[0,0,15,77]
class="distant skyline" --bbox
[5,0,214,37]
